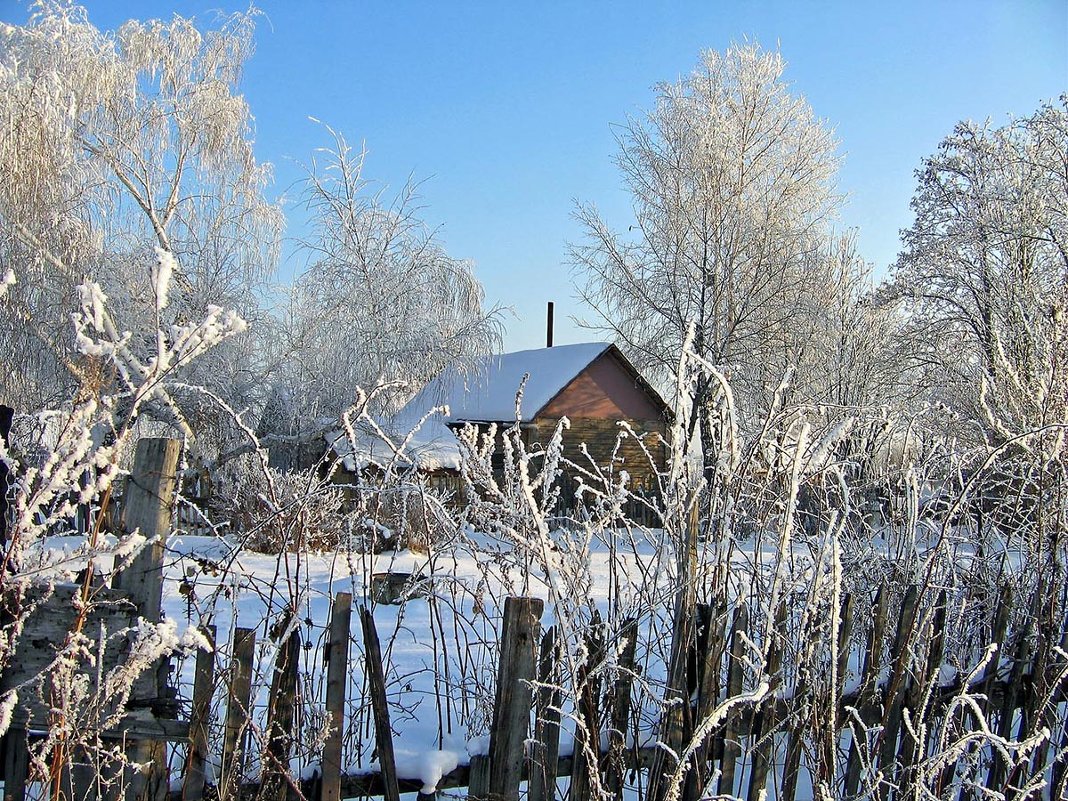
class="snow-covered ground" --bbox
[29,520,1019,799]
[37,527,692,793]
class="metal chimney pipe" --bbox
[546,302,554,348]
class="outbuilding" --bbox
[339,342,672,507]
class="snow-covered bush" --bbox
[226,465,349,555]
[368,483,454,554]
[0,248,248,791]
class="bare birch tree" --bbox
[266,127,504,447]
[0,2,281,438]
[571,43,846,477]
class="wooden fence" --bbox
[5,578,1062,801]
[2,434,1066,800]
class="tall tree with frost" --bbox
[270,128,503,438]
[0,2,281,436]
[889,98,1068,460]
[887,99,1068,557]
[572,43,845,475]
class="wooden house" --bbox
[339,342,672,499]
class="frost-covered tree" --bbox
[884,99,1068,558]
[271,128,503,433]
[571,43,848,475]
[758,232,899,412]
[889,98,1068,458]
[0,2,281,434]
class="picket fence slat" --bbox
[221,626,256,801]
[488,596,543,801]
[321,593,352,801]
[685,599,726,801]
[605,617,639,801]
[876,583,920,800]
[528,626,562,801]
[844,583,888,798]
[717,603,749,798]
[901,590,947,795]
[746,600,787,801]
[2,720,28,801]
[360,606,401,801]
[181,625,216,801]
[1029,619,1068,790]
[989,587,1038,795]
[569,610,604,801]
[647,506,700,801]
[261,614,301,801]
[467,754,489,801]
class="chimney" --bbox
[546,302,554,348]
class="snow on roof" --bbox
[331,343,618,473]
[397,342,613,426]
[327,415,463,474]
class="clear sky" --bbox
[3,1,1066,351]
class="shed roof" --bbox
[395,341,618,426]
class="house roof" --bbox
[333,342,670,473]
[395,341,618,426]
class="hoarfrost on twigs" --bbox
[151,246,175,311]
[0,268,14,298]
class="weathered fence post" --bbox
[899,591,946,795]
[876,584,920,801]
[770,591,853,801]
[360,606,401,801]
[843,584,889,799]
[716,603,749,799]
[488,596,543,801]
[1051,641,1068,800]
[989,587,1037,795]
[111,437,181,801]
[221,627,257,801]
[2,713,28,801]
[0,404,12,548]
[322,593,352,801]
[528,626,562,801]
[604,618,638,800]
[685,599,726,801]
[182,625,217,801]
[468,755,490,801]
[1019,589,1060,787]
[112,438,181,624]
[835,592,856,712]
[569,610,604,801]
[746,600,788,801]
[261,612,302,801]
[648,505,700,801]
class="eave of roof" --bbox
[397,342,612,425]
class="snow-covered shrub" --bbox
[369,482,454,554]
[0,248,248,795]
[218,462,350,554]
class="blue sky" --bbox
[3,1,1066,350]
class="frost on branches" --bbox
[571,42,878,492]
[0,248,245,781]
[887,97,1068,559]
[0,0,281,442]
